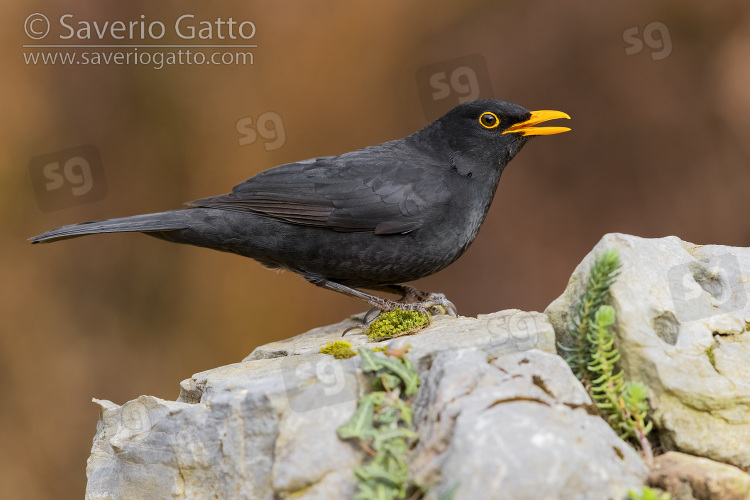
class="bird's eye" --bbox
[479,112,500,129]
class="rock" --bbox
[245,309,557,366]
[648,451,750,500]
[87,357,363,500]
[85,310,647,499]
[409,349,648,500]
[546,233,750,468]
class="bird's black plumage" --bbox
[30,100,569,315]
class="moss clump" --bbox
[706,344,717,370]
[319,340,357,359]
[367,309,428,342]
[286,484,313,499]
[628,486,670,500]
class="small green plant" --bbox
[620,381,653,460]
[588,305,626,424]
[627,486,671,500]
[337,348,422,500]
[319,340,357,359]
[587,306,653,456]
[367,309,429,342]
[561,248,622,386]
[560,249,653,463]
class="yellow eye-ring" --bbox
[479,112,500,129]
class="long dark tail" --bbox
[29,210,192,244]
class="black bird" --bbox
[30,100,569,319]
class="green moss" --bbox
[627,486,670,500]
[319,340,357,359]
[367,309,428,341]
[371,345,388,353]
[706,344,717,370]
[286,484,313,498]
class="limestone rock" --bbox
[245,309,557,364]
[546,233,750,467]
[87,355,362,500]
[85,310,646,499]
[409,349,648,500]
[648,451,750,500]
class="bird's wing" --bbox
[186,144,451,235]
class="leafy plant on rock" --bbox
[560,249,653,463]
[337,348,421,499]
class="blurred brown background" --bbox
[2,0,750,498]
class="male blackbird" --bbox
[30,100,569,318]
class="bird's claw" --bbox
[342,308,385,336]
[392,287,458,317]
[418,293,458,317]
[342,324,365,337]
[362,306,381,325]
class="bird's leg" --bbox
[363,284,458,317]
[315,280,396,311]
[307,278,458,336]
[311,280,425,336]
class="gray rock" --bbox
[85,310,645,499]
[648,451,750,500]
[546,233,750,468]
[409,349,647,500]
[245,309,557,365]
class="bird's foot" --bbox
[363,287,457,323]
[393,286,458,317]
[342,308,383,336]
[343,299,431,337]
[342,289,457,337]
[311,279,457,336]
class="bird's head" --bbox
[427,99,570,177]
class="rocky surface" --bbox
[648,451,750,500]
[243,309,555,366]
[408,348,647,500]
[86,233,750,499]
[546,233,750,468]
[85,310,647,499]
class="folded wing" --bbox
[187,144,450,235]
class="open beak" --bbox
[502,110,571,136]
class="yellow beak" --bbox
[502,110,571,136]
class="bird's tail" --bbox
[29,210,191,244]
